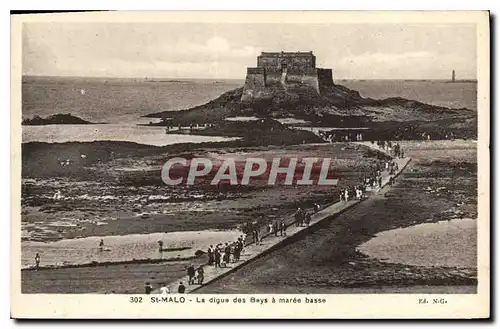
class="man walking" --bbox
[197,266,205,285]
[305,212,312,227]
[295,208,302,227]
[159,283,170,294]
[280,219,286,237]
[207,245,214,265]
[35,253,40,269]
[144,282,153,294]
[187,265,196,285]
[214,249,221,268]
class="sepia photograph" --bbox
[10,10,490,318]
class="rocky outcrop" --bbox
[22,113,97,125]
[144,83,475,128]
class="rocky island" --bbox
[22,113,99,126]
[144,51,476,140]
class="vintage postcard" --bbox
[10,11,490,319]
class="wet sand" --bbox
[197,141,477,293]
[21,141,477,294]
[21,258,207,294]
[21,230,241,269]
[358,218,477,268]
[22,142,386,242]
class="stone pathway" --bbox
[153,143,411,294]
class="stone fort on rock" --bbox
[241,51,334,102]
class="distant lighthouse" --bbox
[452,70,456,82]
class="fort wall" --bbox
[317,68,334,89]
[244,67,266,89]
[263,70,282,85]
[241,51,333,102]
[257,55,315,71]
[286,69,320,92]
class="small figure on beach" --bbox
[207,245,214,265]
[197,266,204,285]
[251,226,257,245]
[224,243,231,264]
[280,219,286,236]
[99,239,104,251]
[305,213,312,227]
[178,282,186,293]
[214,249,221,268]
[252,227,260,246]
[144,282,153,294]
[273,220,279,237]
[234,240,242,261]
[159,283,170,294]
[295,208,304,227]
[220,251,228,268]
[35,253,40,269]
[229,243,236,263]
[187,265,196,285]
[158,240,164,252]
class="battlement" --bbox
[242,51,333,102]
[257,51,316,72]
[259,51,314,57]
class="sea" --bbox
[22,76,477,146]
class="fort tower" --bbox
[241,51,334,102]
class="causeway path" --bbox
[153,142,411,294]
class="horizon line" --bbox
[21,74,478,82]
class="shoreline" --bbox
[21,254,202,272]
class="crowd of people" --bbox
[374,140,404,158]
[207,236,246,268]
[318,131,365,143]
[293,208,313,228]
[338,142,405,203]
[142,141,406,294]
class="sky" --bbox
[22,22,477,80]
